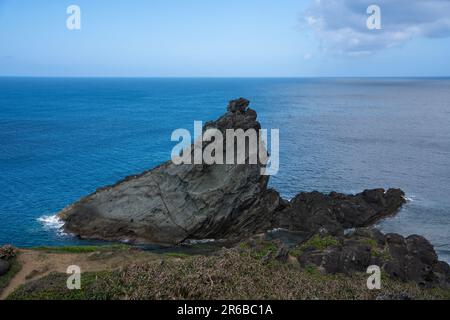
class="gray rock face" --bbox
[60,99,282,244]
[60,99,408,246]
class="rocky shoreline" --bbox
[58,98,449,289]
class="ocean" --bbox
[0,77,449,262]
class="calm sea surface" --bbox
[1,78,449,262]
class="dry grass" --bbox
[118,249,449,300]
[8,248,450,300]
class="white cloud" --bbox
[303,0,450,56]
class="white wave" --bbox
[267,227,288,233]
[37,214,66,235]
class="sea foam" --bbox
[37,214,66,235]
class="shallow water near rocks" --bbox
[1,77,449,262]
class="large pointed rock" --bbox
[60,99,282,244]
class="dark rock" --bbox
[353,228,385,245]
[0,259,10,276]
[227,98,250,113]
[298,238,371,275]
[296,227,450,288]
[383,260,406,281]
[406,235,438,266]
[277,189,406,236]
[55,97,449,289]
[340,242,372,274]
[432,261,450,288]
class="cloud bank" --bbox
[303,0,450,56]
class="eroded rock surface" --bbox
[277,188,406,236]
[58,98,449,288]
[60,98,281,244]
[296,229,450,288]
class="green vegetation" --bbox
[291,234,339,257]
[250,241,279,259]
[7,248,450,300]
[359,238,392,261]
[371,246,392,261]
[8,271,121,300]
[304,234,339,250]
[162,252,191,259]
[0,257,22,295]
[31,244,130,254]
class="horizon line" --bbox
[1,75,450,79]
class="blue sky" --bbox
[1,0,450,77]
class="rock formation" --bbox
[60,99,407,244]
[59,98,449,287]
[297,228,450,289]
[60,98,283,244]
[276,188,406,236]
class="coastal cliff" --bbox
[58,98,449,288]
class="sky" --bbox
[1,0,450,77]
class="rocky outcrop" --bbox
[60,99,406,245]
[60,100,405,244]
[58,98,449,287]
[296,229,450,288]
[276,189,406,236]
[60,98,282,244]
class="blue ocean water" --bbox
[1,77,449,262]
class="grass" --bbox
[358,238,392,261]
[291,234,339,257]
[7,271,121,300]
[31,244,130,254]
[7,248,450,300]
[163,252,191,259]
[251,241,279,259]
[0,257,22,295]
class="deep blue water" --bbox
[1,77,449,262]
